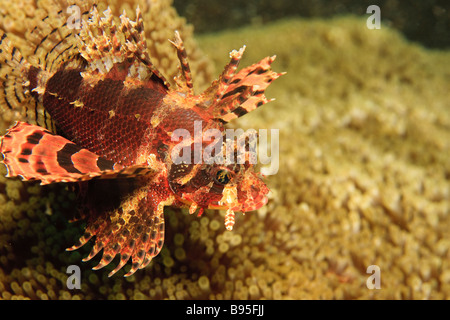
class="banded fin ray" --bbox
[0,1,91,131]
[0,31,34,121]
[68,182,170,277]
[0,121,156,185]
[203,51,284,123]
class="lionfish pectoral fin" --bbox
[70,184,173,277]
[0,121,153,184]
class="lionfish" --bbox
[0,3,282,276]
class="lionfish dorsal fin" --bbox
[0,1,92,131]
[77,6,168,88]
[169,30,195,95]
[201,48,284,123]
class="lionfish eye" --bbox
[214,169,231,185]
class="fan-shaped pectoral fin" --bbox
[68,180,175,277]
[1,121,157,184]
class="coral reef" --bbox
[174,0,450,49]
[1,1,449,300]
[196,17,450,299]
[0,0,213,98]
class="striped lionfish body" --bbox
[0,4,282,277]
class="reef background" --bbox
[0,0,449,299]
[174,0,450,49]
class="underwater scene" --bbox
[0,0,449,300]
